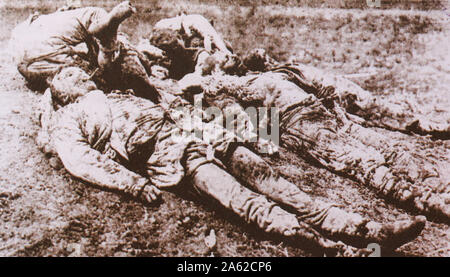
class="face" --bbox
[206,52,242,75]
[50,67,97,106]
[187,36,204,48]
[243,48,268,72]
[221,54,242,73]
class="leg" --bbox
[281,99,385,186]
[343,120,450,220]
[17,60,61,90]
[292,64,450,139]
[226,146,425,249]
[282,99,449,221]
[189,162,361,255]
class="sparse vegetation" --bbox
[0,0,448,256]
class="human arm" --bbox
[52,92,160,202]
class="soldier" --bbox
[10,2,166,102]
[179,69,450,222]
[241,48,450,140]
[37,67,425,256]
[136,14,242,81]
[10,1,136,88]
[141,19,449,221]
[142,14,449,139]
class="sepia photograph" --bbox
[0,0,448,260]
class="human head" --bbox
[187,36,204,48]
[50,67,97,107]
[201,51,244,76]
[149,28,185,54]
[243,48,269,72]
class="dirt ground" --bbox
[0,0,449,256]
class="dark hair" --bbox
[150,28,184,53]
[243,48,270,72]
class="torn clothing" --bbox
[37,89,423,251]
[187,71,450,220]
[39,90,235,192]
[38,89,344,249]
[267,73,450,220]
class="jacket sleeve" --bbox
[52,92,149,197]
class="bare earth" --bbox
[0,1,449,256]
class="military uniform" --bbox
[36,65,425,254]
[284,63,450,140]
[184,71,449,221]
[241,48,450,139]
[38,89,348,253]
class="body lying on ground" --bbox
[241,49,450,140]
[9,5,441,254]
[9,1,163,101]
[136,18,449,221]
[10,1,134,85]
[180,69,450,222]
[37,67,426,256]
[140,14,450,139]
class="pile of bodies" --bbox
[10,1,450,256]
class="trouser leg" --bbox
[226,146,373,243]
[181,135,424,251]
[282,106,410,203]
[282,100,449,220]
[345,122,450,220]
[192,163,298,235]
[294,64,450,139]
[17,60,60,89]
[228,147,425,248]
[189,163,359,254]
[225,146,426,248]
[281,100,385,187]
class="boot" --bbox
[363,216,426,249]
[226,146,426,249]
[318,206,426,249]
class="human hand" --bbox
[140,184,161,204]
